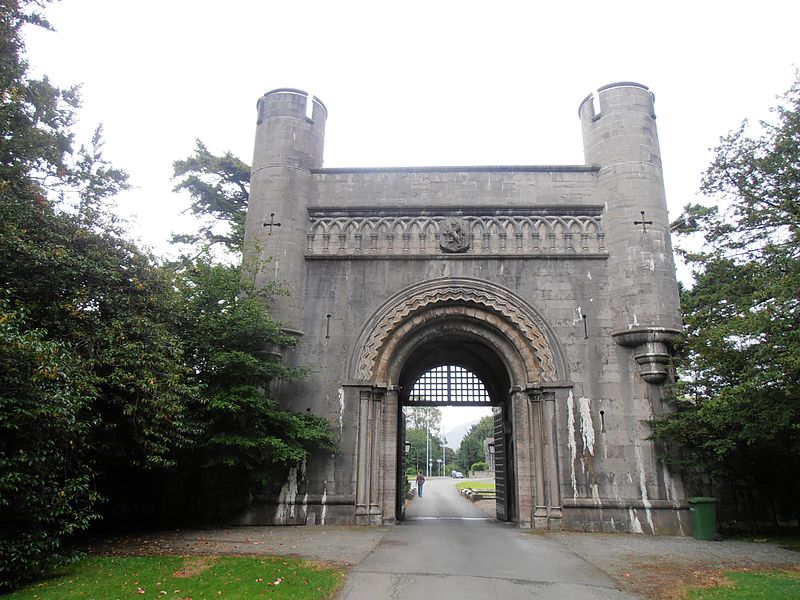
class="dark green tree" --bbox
[1,2,335,588]
[0,1,78,196]
[403,407,444,475]
[404,427,446,475]
[651,75,800,527]
[169,259,336,514]
[0,302,95,590]
[456,415,494,473]
[171,140,250,255]
[0,1,198,585]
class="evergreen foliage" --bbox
[404,424,445,475]
[651,75,800,527]
[0,1,334,588]
[456,415,493,473]
[171,140,250,255]
[0,302,95,590]
[167,260,336,515]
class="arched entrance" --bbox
[396,337,513,522]
[349,278,568,529]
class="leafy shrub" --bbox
[0,302,97,590]
[470,461,488,471]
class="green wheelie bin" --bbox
[688,497,717,540]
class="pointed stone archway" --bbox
[346,278,571,528]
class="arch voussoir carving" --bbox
[354,279,560,384]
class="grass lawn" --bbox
[4,555,345,600]
[456,480,495,492]
[686,569,800,599]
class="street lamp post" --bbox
[425,415,430,477]
[441,427,446,477]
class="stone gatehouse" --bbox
[239,82,689,534]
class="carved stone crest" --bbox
[439,218,470,253]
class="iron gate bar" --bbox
[406,365,492,405]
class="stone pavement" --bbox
[338,478,638,599]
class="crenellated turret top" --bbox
[257,88,328,124]
[578,82,661,169]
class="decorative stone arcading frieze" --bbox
[306,207,606,257]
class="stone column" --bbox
[511,390,534,528]
[368,392,383,525]
[381,389,399,523]
[529,391,548,529]
[543,389,563,527]
[355,390,371,524]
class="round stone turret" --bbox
[243,89,327,335]
[252,88,327,171]
[579,82,681,383]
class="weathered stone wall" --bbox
[239,84,689,534]
[311,167,598,207]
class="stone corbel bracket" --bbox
[611,327,681,384]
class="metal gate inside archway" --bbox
[396,353,516,524]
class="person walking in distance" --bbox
[416,472,425,498]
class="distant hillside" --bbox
[444,418,480,450]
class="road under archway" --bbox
[340,477,639,599]
[395,332,515,524]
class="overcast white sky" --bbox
[23,0,799,433]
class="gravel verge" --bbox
[86,525,391,567]
[549,531,799,599]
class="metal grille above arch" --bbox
[407,365,492,406]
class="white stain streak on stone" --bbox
[628,313,640,329]
[573,306,583,325]
[302,492,309,520]
[662,462,677,501]
[578,397,595,456]
[337,387,344,435]
[634,440,655,534]
[628,507,644,534]
[566,390,578,500]
[660,463,685,535]
[275,467,299,524]
[321,484,328,525]
[649,256,656,271]
[587,271,592,280]
[591,483,601,504]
